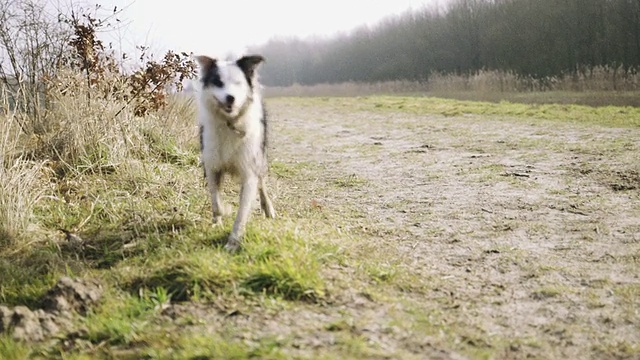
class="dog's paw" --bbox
[224,236,240,253]
[260,200,276,219]
[264,207,276,219]
[213,215,223,226]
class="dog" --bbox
[193,54,276,251]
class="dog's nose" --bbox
[226,95,235,105]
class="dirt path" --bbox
[263,98,640,359]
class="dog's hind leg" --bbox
[206,169,225,226]
[225,175,259,252]
[259,177,276,219]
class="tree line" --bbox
[250,0,640,87]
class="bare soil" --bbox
[252,99,639,359]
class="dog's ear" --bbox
[236,55,265,81]
[195,55,217,74]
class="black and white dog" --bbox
[194,54,275,251]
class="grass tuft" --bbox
[83,293,157,346]
[0,335,32,360]
[241,266,319,302]
[127,229,324,302]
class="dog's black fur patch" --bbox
[199,124,206,179]
[201,61,224,88]
[261,103,268,154]
[236,55,264,89]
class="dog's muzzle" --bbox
[223,94,235,113]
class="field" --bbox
[1,94,639,359]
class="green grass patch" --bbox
[141,332,287,359]
[0,249,64,307]
[278,96,640,128]
[83,293,156,346]
[126,229,325,302]
[269,160,313,179]
[0,335,32,360]
[428,90,640,108]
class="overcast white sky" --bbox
[98,0,441,58]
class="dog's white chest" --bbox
[202,124,243,169]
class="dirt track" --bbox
[262,98,640,359]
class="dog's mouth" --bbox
[213,97,234,114]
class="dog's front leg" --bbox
[225,175,258,252]
[206,169,225,225]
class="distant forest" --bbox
[250,0,640,87]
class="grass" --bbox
[140,332,288,359]
[125,228,326,302]
[0,335,31,360]
[269,160,313,179]
[82,293,157,346]
[281,96,640,128]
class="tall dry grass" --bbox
[427,66,640,92]
[265,66,640,100]
[0,71,198,247]
[26,71,198,173]
[0,97,47,245]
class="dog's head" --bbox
[195,54,264,119]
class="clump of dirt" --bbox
[572,165,640,192]
[609,169,640,191]
[0,277,102,341]
[41,277,103,315]
[0,306,65,342]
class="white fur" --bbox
[194,55,275,252]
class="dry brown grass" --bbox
[0,111,46,245]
